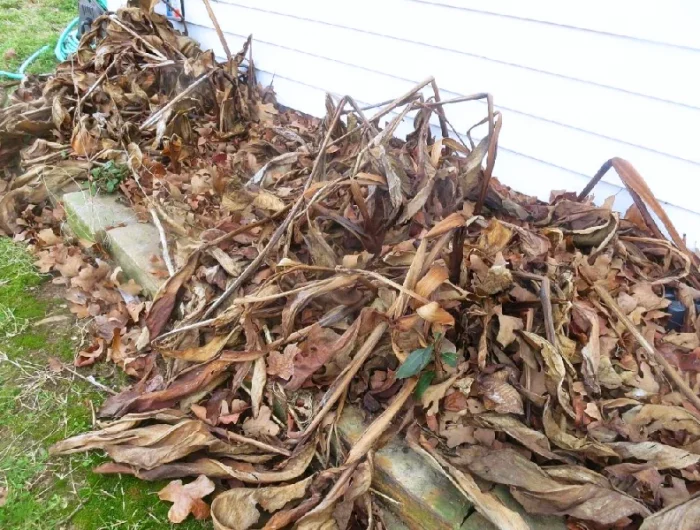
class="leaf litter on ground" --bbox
[2,6,700,530]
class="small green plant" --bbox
[395,333,457,390]
[88,161,128,194]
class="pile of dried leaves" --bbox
[2,7,700,530]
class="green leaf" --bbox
[415,371,435,399]
[441,351,458,367]
[396,344,434,379]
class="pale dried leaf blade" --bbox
[211,477,312,530]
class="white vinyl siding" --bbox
[108,0,700,245]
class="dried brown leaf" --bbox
[242,405,280,438]
[211,477,312,530]
[640,492,700,530]
[146,251,199,338]
[495,306,523,347]
[250,356,266,418]
[416,301,455,326]
[609,441,700,470]
[158,475,215,523]
[478,372,524,415]
[458,446,650,525]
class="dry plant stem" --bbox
[514,271,557,347]
[345,96,379,136]
[62,365,117,395]
[579,160,666,240]
[218,429,291,456]
[449,227,465,285]
[345,377,417,465]
[593,282,700,414]
[477,112,502,213]
[578,158,693,263]
[109,16,168,61]
[369,76,434,123]
[204,204,291,249]
[140,71,213,130]
[299,322,389,442]
[430,79,450,139]
[201,0,232,61]
[620,236,691,285]
[425,92,499,214]
[336,267,430,305]
[390,238,427,319]
[422,229,454,277]
[149,208,175,276]
[75,56,119,121]
[155,278,365,342]
[201,97,349,319]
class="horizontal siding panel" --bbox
[417,0,700,50]
[178,0,700,164]
[180,20,700,216]
[221,0,700,108]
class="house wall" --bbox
[108,0,700,245]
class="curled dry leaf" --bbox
[520,332,575,419]
[572,303,601,394]
[622,404,700,435]
[543,399,617,458]
[250,356,266,418]
[421,374,460,416]
[472,413,565,462]
[477,260,513,296]
[416,301,455,326]
[495,306,523,347]
[211,477,312,530]
[158,474,215,523]
[145,251,199,338]
[266,344,296,381]
[411,435,529,530]
[50,419,221,470]
[458,446,650,525]
[478,372,524,415]
[242,405,280,438]
[160,332,232,362]
[609,442,700,470]
[639,492,700,530]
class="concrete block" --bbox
[460,485,566,530]
[63,191,138,241]
[378,504,411,530]
[61,191,163,295]
[337,406,471,530]
[106,224,164,296]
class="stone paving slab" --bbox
[63,191,139,241]
[338,407,471,529]
[62,191,163,295]
[107,224,163,296]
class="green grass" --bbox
[0,0,77,76]
[0,237,207,529]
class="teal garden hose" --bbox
[0,46,51,80]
